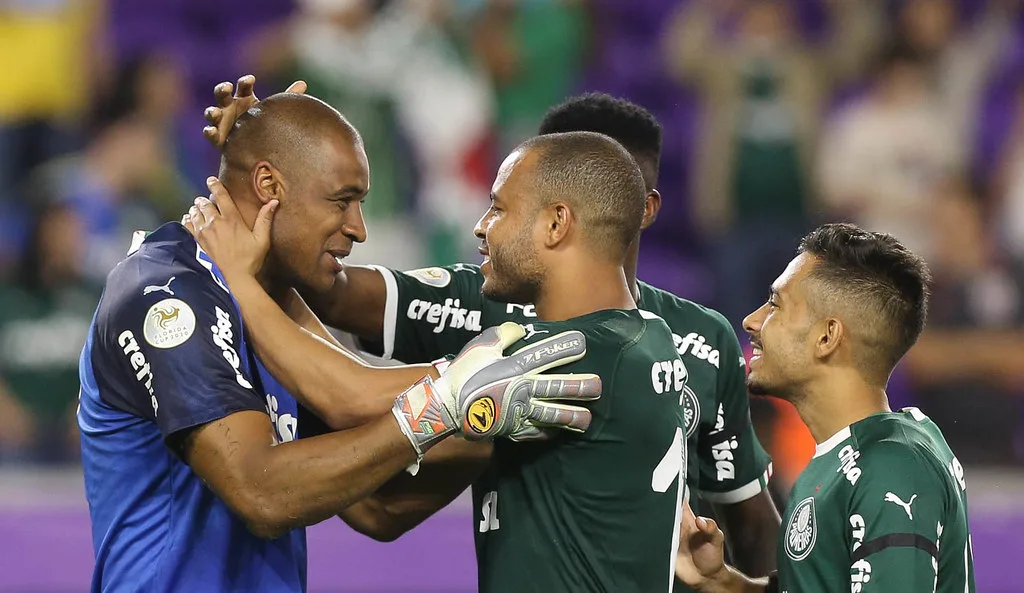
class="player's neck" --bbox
[624,238,641,303]
[794,374,891,445]
[535,259,636,322]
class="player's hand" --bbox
[391,322,601,459]
[203,74,307,148]
[676,499,728,588]
[183,177,277,282]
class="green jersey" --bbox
[368,264,772,502]
[779,408,975,593]
[473,308,688,592]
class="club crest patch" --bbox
[785,496,817,561]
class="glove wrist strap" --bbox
[391,375,456,475]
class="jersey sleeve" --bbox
[370,264,488,363]
[845,442,949,592]
[101,270,267,440]
[697,316,772,504]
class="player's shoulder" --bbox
[395,264,482,287]
[526,308,654,354]
[99,223,231,327]
[638,281,737,343]
[850,409,952,477]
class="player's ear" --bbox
[253,161,284,204]
[542,202,573,248]
[815,317,844,360]
[641,189,661,230]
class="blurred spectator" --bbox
[0,0,108,273]
[26,116,166,283]
[664,0,881,330]
[817,40,961,263]
[995,82,1024,257]
[904,177,1024,465]
[0,202,102,463]
[91,52,202,215]
[896,0,1020,157]
[472,0,589,153]
[286,0,495,266]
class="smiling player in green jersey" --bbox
[191,129,690,592]
[677,224,976,593]
[202,79,780,579]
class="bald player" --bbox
[189,128,689,592]
[77,93,599,593]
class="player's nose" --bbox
[742,304,766,336]
[342,203,367,243]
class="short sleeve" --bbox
[697,320,772,503]
[101,270,266,439]
[372,264,488,363]
[845,442,949,592]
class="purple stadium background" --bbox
[1,470,1021,593]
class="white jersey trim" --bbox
[366,265,399,360]
[699,463,773,504]
[813,425,852,458]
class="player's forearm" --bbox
[238,414,418,539]
[299,264,387,341]
[228,275,434,428]
[715,491,780,577]
[341,439,492,541]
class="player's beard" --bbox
[482,233,544,305]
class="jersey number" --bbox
[652,427,686,592]
[479,490,500,533]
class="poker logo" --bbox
[467,396,496,433]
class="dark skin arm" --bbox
[284,289,493,542]
[186,191,431,430]
[177,409,417,540]
[713,490,780,577]
[298,264,389,345]
[339,438,493,541]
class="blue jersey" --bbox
[78,223,307,592]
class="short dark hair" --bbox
[798,223,931,374]
[220,93,361,182]
[519,131,646,259]
[538,93,662,192]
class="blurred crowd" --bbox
[0,0,1022,491]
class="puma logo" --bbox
[884,492,918,520]
[524,324,549,341]
[143,277,176,296]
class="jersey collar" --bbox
[813,425,852,458]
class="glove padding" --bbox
[392,322,602,463]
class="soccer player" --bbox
[203,78,781,577]
[77,93,599,593]
[188,130,690,592]
[675,224,976,593]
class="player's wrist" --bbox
[703,565,763,593]
[391,375,457,474]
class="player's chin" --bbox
[745,373,774,397]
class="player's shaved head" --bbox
[219,93,362,189]
[517,131,646,260]
[213,92,371,296]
